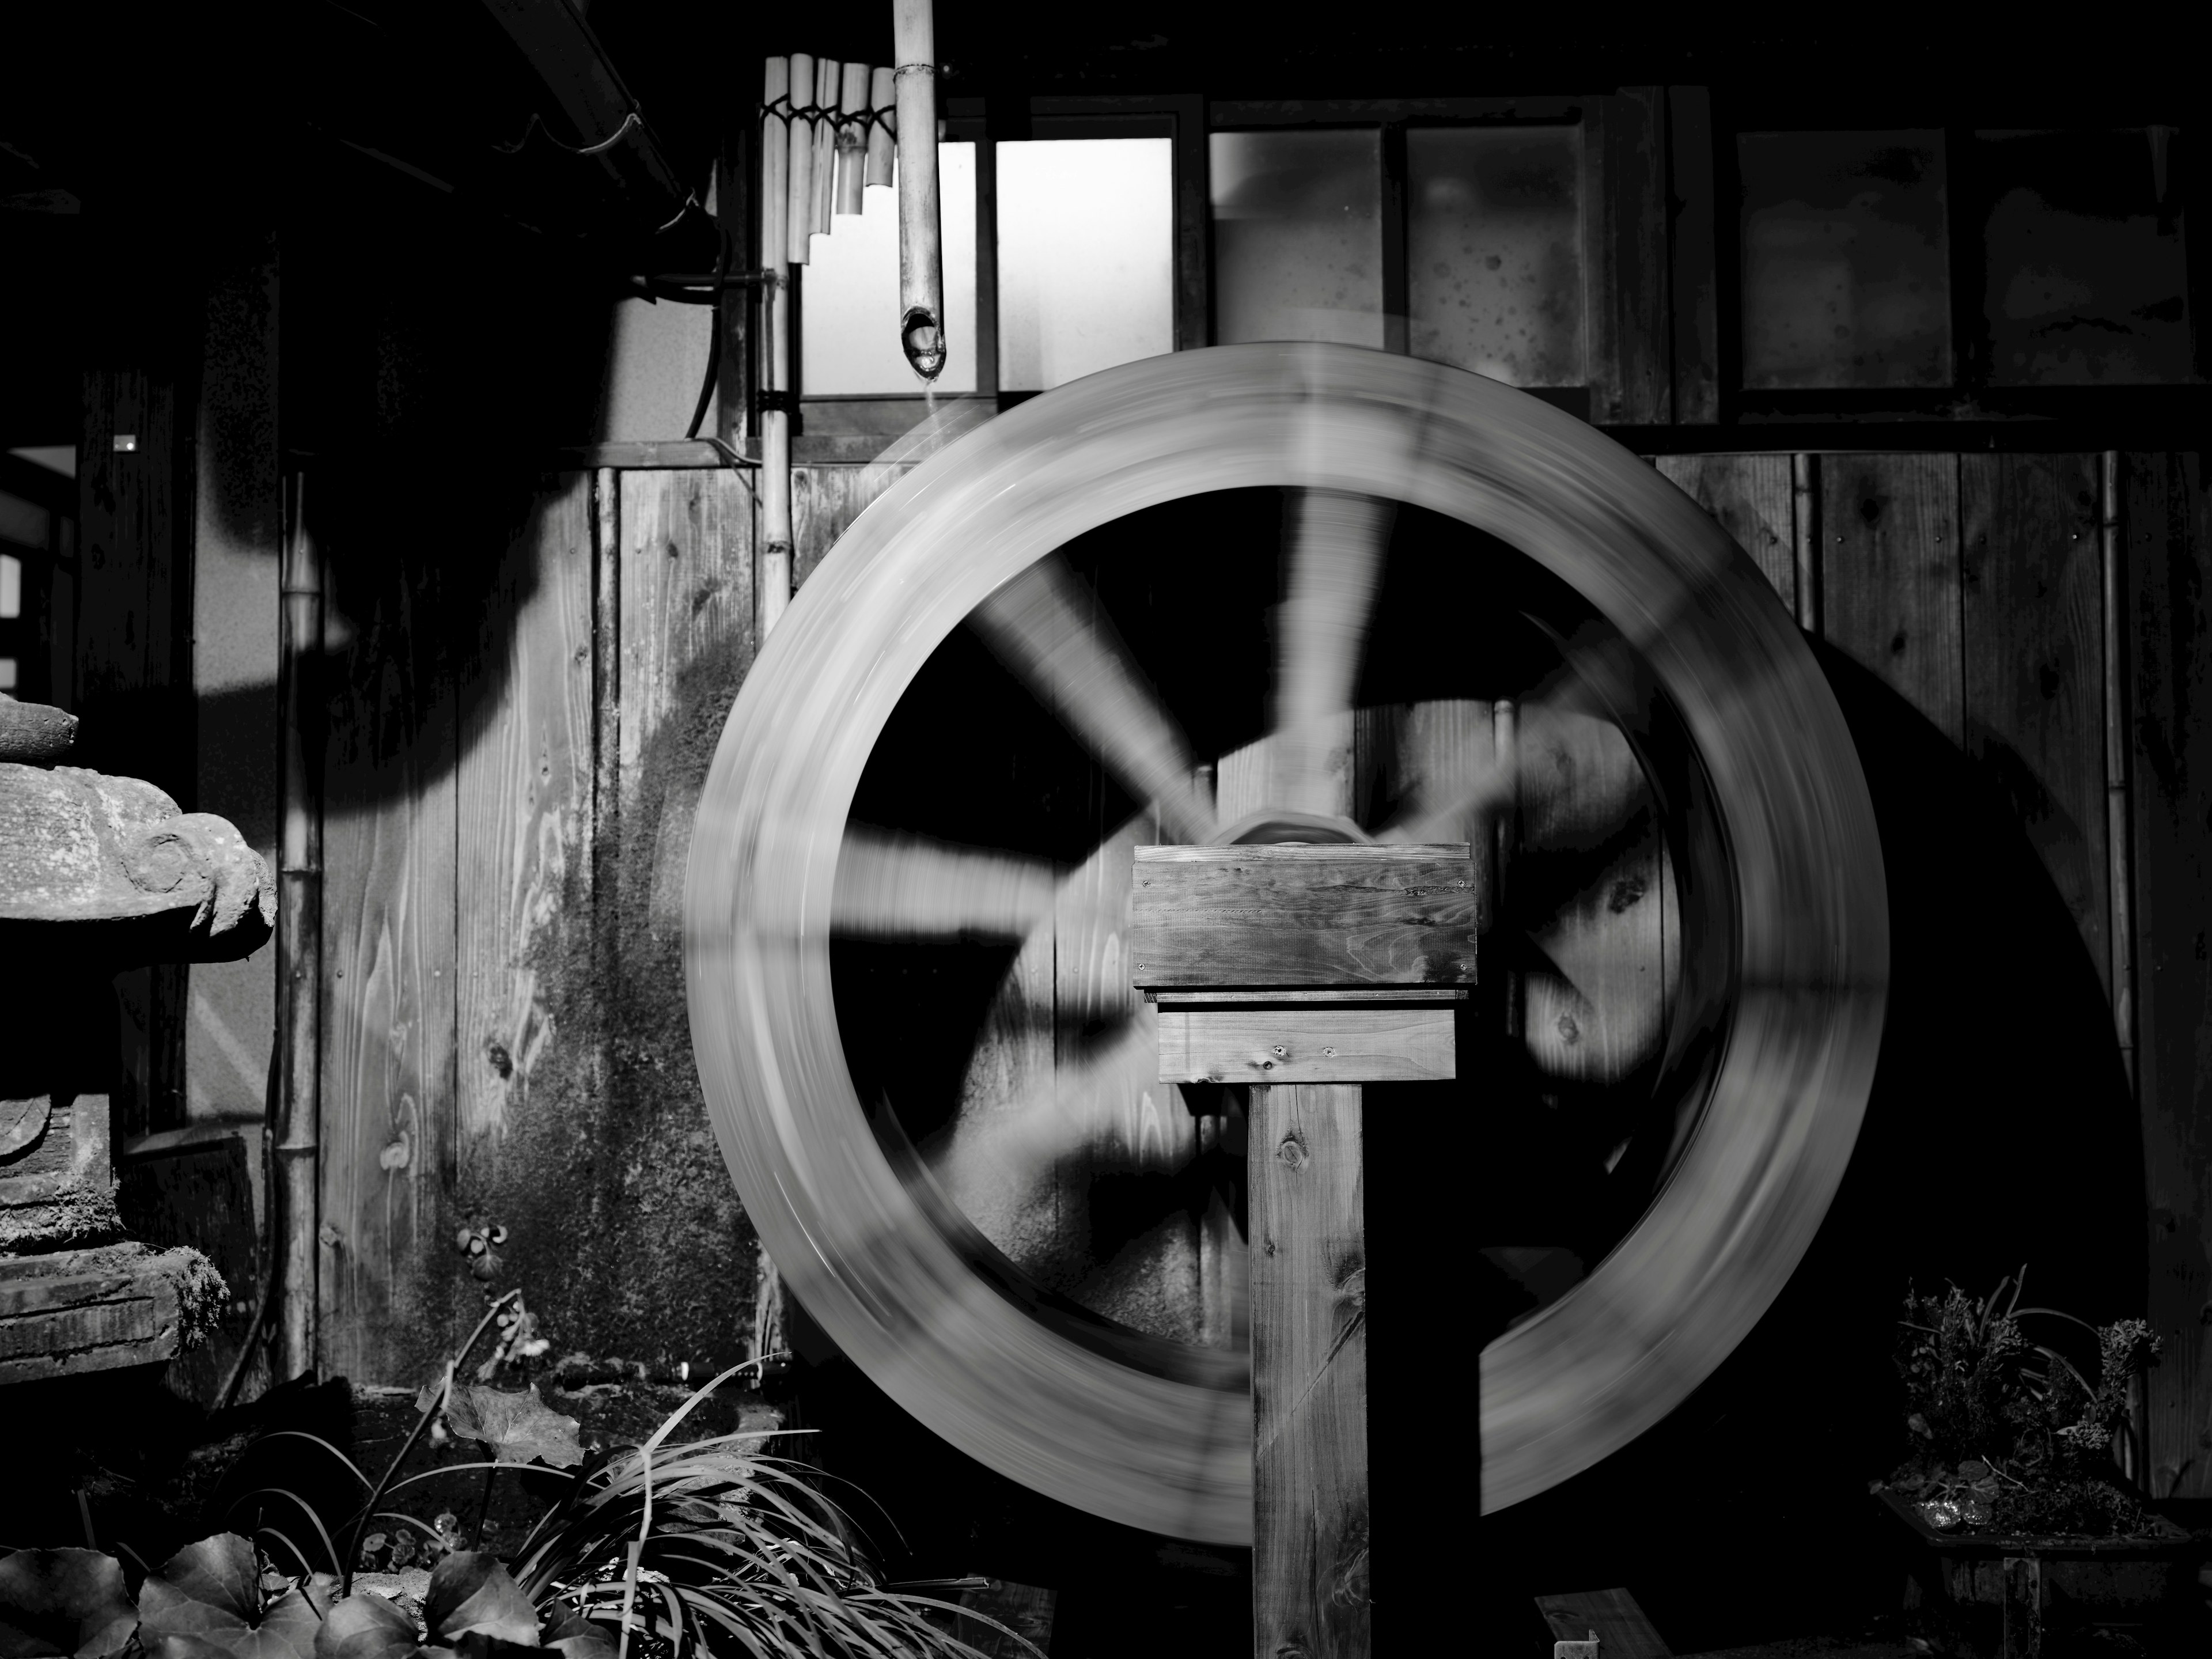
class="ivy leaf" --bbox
[441,1388,583,1470]
[312,1594,419,1659]
[540,1616,616,1659]
[422,1556,537,1649]
[0,1548,139,1659]
[137,1536,320,1659]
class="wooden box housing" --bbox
[1130,843,1476,1085]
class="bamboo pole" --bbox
[760,56,796,637]
[274,467,324,1385]
[892,0,946,378]
[813,56,839,237]
[785,52,815,266]
[835,61,870,215]
[865,66,895,190]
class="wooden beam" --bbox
[1250,1083,1368,1659]
[1534,1587,1673,1658]
[1157,1005,1455,1084]
[1129,843,1478,990]
[1665,87,1719,426]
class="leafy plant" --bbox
[501,1363,1035,1659]
[1884,1268,2163,1537]
[135,1533,323,1659]
[0,1547,138,1659]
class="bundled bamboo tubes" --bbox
[835,60,870,215]
[812,56,838,237]
[784,51,815,265]
[866,66,896,188]
[892,0,945,378]
[759,56,795,634]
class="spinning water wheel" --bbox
[684,344,1888,1548]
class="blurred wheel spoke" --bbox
[969,555,1214,842]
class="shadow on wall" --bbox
[1434,641,2147,1652]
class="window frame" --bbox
[1711,88,2210,424]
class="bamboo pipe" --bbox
[785,52,815,265]
[274,468,324,1386]
[835,61,870,215]
[865,66,895,189]
[892,0,946,379]
[760,56,795,636]
[812,57,839,237]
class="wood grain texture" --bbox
[1534,1587,1673,1657]
[1130,844,1478,988]
[791,463,909,587]
[455,475,596,1189]
[1157,1006,1454,1084]
[1820,453,1963,742]
[1250,1083,1368,1659]
[1588,88,1669,426]
[2124,450,2212,1499]
[1053,810,1206,1341]
[319,525,457,1387]
[1516,704,1666,1086]
[1961,454,2108,991]
[1666,86,1719,427]
[1656,454,1796,609]
[590,468,763,1366]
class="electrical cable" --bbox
[684,228,731,442]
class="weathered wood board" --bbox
[1157,1005,1455,1084]
[1249,1082,1368,1659]
[1656,453,1796,608]
[1535,1586,1673,1658]
[1513,703,1666,1088]
[2126,450,2212,1501]
[1130,843,1478,989]
[1961,453,2109,994]
[319,514,458,1388]
[1820,452,1964,743]
[455,475,596,1187]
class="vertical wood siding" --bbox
[313,448,2180,1499]
[2127,452,2212,1499]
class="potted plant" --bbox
[1873,1270,2198,1656]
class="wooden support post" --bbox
[1250,1082,1370,1659]
[1133,842,1471,1659]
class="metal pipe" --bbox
[892,0,945,379]
[274,468,324,1384]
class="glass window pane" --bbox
[1980,129,2194,385]
[801,143,980,394]
[1210,129,1384,348]
[1407,126,1585,387]
[1739,130,1951,389]
[0,552,19,619]
[997,138,1175,391]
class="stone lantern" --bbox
[1,693,275,1382]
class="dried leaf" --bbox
[422,1556,537,1649]
[0,1548,139,1659]
[441,1388,582,1469]
[313,1594,418,1659]
[137,1536,320,1659]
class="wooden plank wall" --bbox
[312,445,2197,1499]
[2127,453,2212,1501]
[318,465,764,1386]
